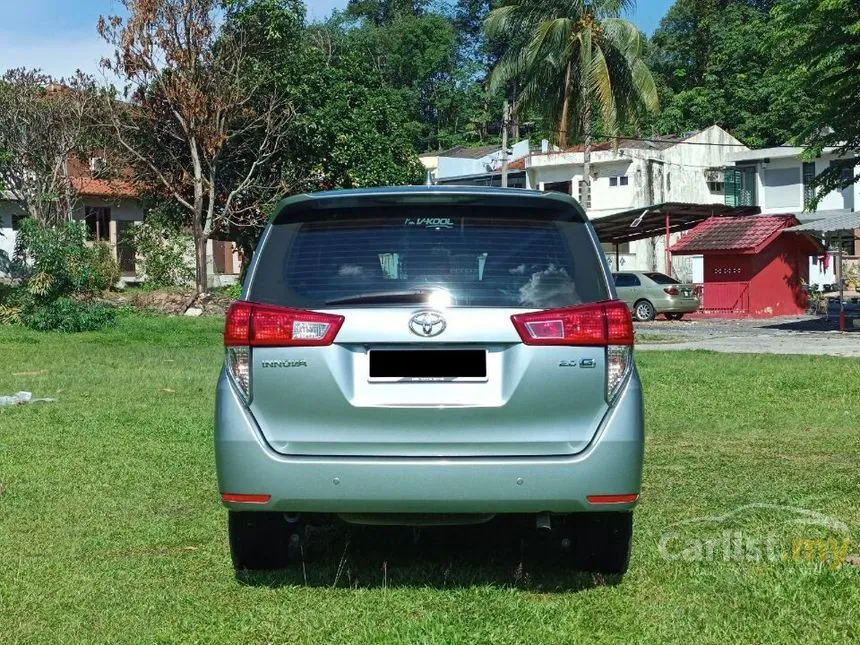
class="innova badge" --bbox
[409,310,446,337]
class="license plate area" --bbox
[369,350,488,382]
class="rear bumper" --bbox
[214,370,645,514]
[657,298,700,314]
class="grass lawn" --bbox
[1,313,858,643]
[633,332,684,344]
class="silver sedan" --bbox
[613,271,701,321]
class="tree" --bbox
[646,0,813,148]
[346,12,466,150]
[219,0,425,190]
[98,0,295,293]
[771,0,860,206]
[486,0,658,205]
[0,69,100,226]
[346,0,430,25]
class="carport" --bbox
[590,202,760,274]
[785,210,860,330]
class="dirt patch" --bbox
[102,289,235,316]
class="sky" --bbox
[0,0,674,81]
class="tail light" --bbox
[511,300,634,403]
[225,302,344,347]
[664,287,679,296]
[223,302,344,401]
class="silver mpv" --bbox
[216,187,644,575]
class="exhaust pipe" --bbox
[536,513,552,533]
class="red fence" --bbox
[693,282,751,315]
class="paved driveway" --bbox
[635,316,860,357]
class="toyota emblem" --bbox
[408,310,446,338]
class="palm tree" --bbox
[486,0,658,205]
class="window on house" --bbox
[619,176,629,186]
[578,180,592,209]
[724,167,757,207]
[608,176,629,187]
[85,206,111,242]
[832,237,856,257]
[609,177,618,187]
[707,180,724,193]
[802,162,816,209]
[544,181,572,195]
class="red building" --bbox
[670,215,822,317]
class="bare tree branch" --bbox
[98,0,295,293]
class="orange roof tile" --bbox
[71,177,141,199]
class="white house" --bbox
[521,125,749,280]
[0,177,145,280]
[1,157,241,287]
[420,141,532,187]
[725,145,860,287]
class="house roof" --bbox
[785,210,860,235]
[670,215,799,255]
[727,145,841,163]
[67,155,141,199]
[792,208,852,224]
[560,131,704,154]
[524,129,746,168]
[71,177,140,199]
[436,145,501,159]
[592,202,760,245]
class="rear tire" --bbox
[633,300,656,322]
[665,312,684,321]
[570,512,633,575]
[228,511,291,571]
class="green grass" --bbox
[1,314,858,643]
[634,332,683,344]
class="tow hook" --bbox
[536,513,552,533]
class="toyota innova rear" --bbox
[215,187,644,574]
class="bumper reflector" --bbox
[220,493,271,504]
[586,493,639,504]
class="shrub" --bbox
[93,242,121,288]
[5,219,119,332]
[128,222,194,288]
[19,297,116,333]
[15,219,117,299]
[0,304,21,326]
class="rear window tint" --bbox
[249,208,609,309]
[644,272,679,285]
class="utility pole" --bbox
[501,99,510,188]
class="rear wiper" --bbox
[325,290,438,306]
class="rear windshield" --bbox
[644,272,680,285]
[249,208,609,309]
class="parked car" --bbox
[613,271,701,321]
[216,187,644,575]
